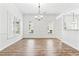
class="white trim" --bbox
[0,35,23,51]
[56,35,79,51]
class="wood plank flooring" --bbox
[0,38,79,56]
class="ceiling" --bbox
[15,3,79,15]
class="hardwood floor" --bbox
[0,38,79,56]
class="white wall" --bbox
[55,17,63,39]
[0,4,23,51]
[56,16,79,50]
[23,15,56,38]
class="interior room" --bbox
[0,3,79,56]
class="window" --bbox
[13,16,20,34]
[48,24,54,34]
[28,21,34,33]
[63,11,79,31]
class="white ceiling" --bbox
[15,3,79,15]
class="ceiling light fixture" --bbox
[72,11,77,24]
[34,3,43,21]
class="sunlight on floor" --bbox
[26,39,36,56]
[45,39,55,55]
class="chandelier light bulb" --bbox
[40,15,43,18]
[34,16,38,18]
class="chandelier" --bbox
[34,3,43,21]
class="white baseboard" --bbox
[56,35,79,51]
[0,35,23,51]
